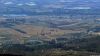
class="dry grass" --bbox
[13,24,82,39]
[0,24,83,42]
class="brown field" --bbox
[0,24,83,42]
[13,24,82,38]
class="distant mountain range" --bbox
[0,0,100,15]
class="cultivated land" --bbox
[0,15,100,56]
